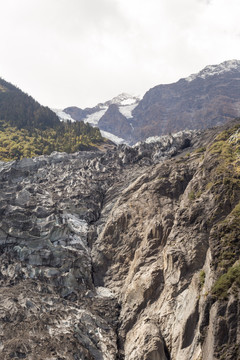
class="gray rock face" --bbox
[0,124,239,359]
[98,104,133,142]
[131,62,240,142]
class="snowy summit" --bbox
[185,59,240,82]
[83,93,140,128]
[107,93,141,106]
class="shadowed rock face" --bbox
[0,123,240,359]
[98,104,133,142]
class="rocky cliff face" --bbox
[0,121,239,359]
[98,104,133,142]
[131,61,240,143]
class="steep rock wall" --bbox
[0,124,239,359]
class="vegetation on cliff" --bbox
[212,261,240,299]
[205,123,240,299]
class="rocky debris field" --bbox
[0,124,239,359]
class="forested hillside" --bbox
[0,78,105,161]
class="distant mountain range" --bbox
[1,59,240,159]
[63,60,240,144]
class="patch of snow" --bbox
[142,134,172,145]
[49,151,68,159]
[121,98,137,106]
[172,130,196,138]
[84,107,108,126]
[100,130,128,145]
[185,59,240,82]
[136,130,197,146]
[96,287,115,298]
[109,93,139,106]
[63,214,88,244]
[68,234,89,253]
[119,103,138,118]
[52,109,75,122]
[48,308,91,336]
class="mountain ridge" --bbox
[64,59,240,145]
[185,59,240,82]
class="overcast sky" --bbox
[0,0,240,109]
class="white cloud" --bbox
[0,0,239,108]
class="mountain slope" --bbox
[98,104,133,141]
[0,119,239,359]
[0,77,59,130]
[131,59,240,142]
[64,60,240,145]
[0,78,106,161]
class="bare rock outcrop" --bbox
[0,123,240,359]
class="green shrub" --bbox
[188,191,196,201]
[206,182,214,190]
[195,147,206,153]
[212,263,240,299]
[199,270,205,289]
[196,190,202,198]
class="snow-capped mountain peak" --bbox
[103,93,141,119]
[108,93,140,106]
[185,59,240,82]
[82,93,141,130]
[94,93,141,108]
